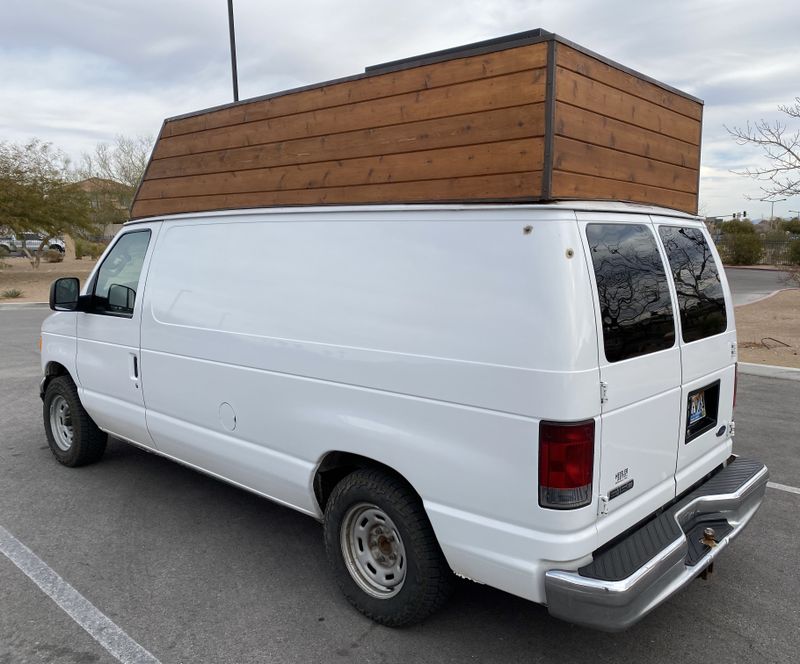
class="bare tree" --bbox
[726,98,800,200]
[79,135,153,226]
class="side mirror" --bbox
[49,277,80,311]
[107,283,136,313]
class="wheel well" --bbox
[313,452,418,513]
[41,362,71,398]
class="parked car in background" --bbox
[0,233,65,254]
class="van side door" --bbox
[653,220,736,493]
[76,223,161,447]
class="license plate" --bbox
[689,391,706,425]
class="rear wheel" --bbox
[43,376,107,466]
[323,468,453,626]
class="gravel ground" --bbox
[736,290,800,368]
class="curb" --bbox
[738,362,800,382]
[734,287,799,308]
[724,265,788,272]
[0,301,49,310]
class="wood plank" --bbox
[145,104,545,180]
[165,43,548,137]
[551,170,697,214]
[555,67,701,145]
[556,45,702,121]
[552,136,697,194]
[155,69,547,159]
[130,172,543,218]
[553,102,699,169]
[137,139,542,201]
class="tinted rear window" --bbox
[658,226,727,342]
[586,224,675,363]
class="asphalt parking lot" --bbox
[1,307,799,663]
[723,267,791,306]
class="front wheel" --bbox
[323,468,453,626]
[43,376,107,466]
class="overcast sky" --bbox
[2,0,799,218]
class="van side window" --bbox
[658,226,727,342]
[586,224,675,363]
[91,230,151,317]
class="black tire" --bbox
[323,468,453,627]
[43,376,107,467]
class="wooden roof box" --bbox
[131,29,702,219]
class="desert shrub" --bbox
[89,241,107,258]
[719,219,755,235]
[75,238,108,260]
[726,233,763,265]
[789,239,800,265]
[780,219,800,234]
[1,288,23,299]
[45,249,64,263]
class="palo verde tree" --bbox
[0,139,96,267]
[727,97,800,200]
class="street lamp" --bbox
[768,198,786,220]
[227,0,239,102]
[790,209,800,220]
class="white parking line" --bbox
[0,525,160,664]
[768,482,800,496]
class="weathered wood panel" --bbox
[552,136,697,193]
[165,43,549,138]
[132,172,542,218]
[137,139,542,201]
[553,102,699,170]
[555,67,701,145]
[551,170,697,213]
[154,69,546,159]
[145,105,545,180]
[556,45,702,121]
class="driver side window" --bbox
[92,230,151,317]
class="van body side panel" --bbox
[138,209,602,600]
[41,312,78,378]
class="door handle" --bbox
[129,353,140,388]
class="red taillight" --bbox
[733,362,738,410]
[539,420,595,510]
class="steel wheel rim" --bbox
[340,502,407,598]
[49,395,74,451]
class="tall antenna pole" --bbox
[227,0,239,102]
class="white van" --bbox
[41,202,767,630]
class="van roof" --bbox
[124,201,701,226]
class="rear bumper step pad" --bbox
[544,456,768,631]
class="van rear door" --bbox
[653,219,737,493]
[578,214,681,518]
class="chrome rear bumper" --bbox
[545,457,768,631]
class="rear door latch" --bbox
[600,381,608,404]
